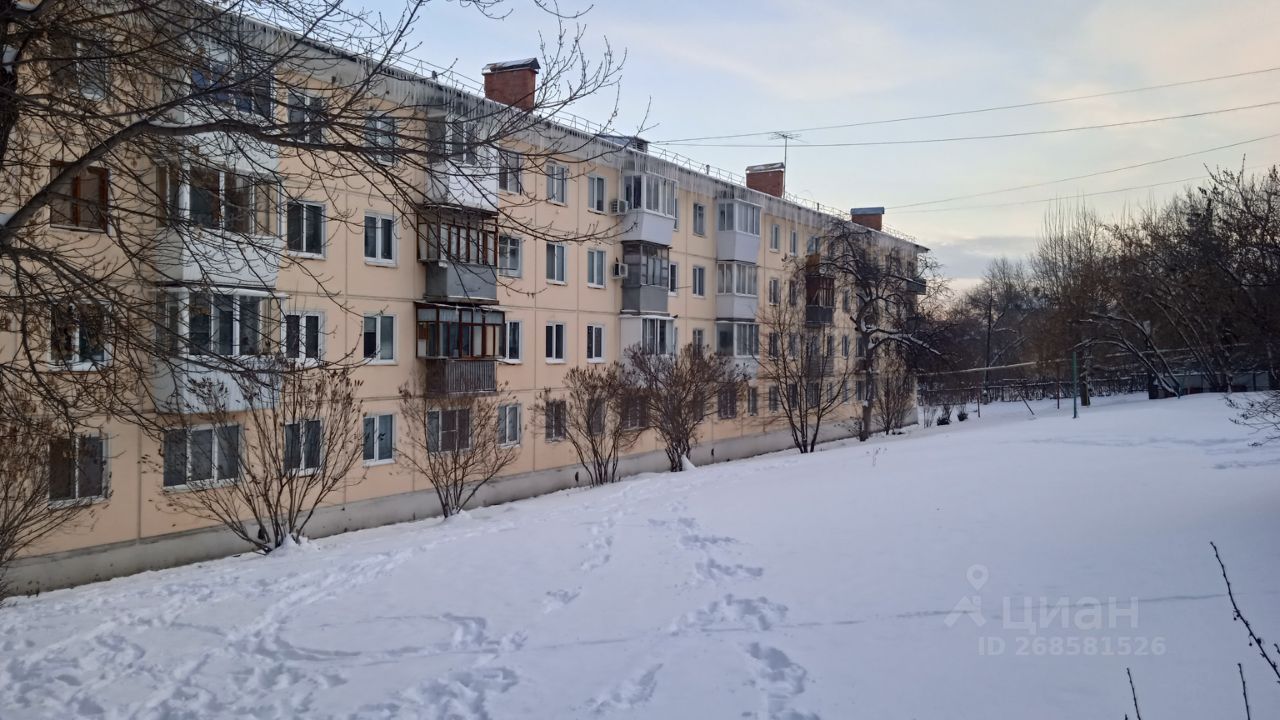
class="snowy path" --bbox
[2,394,1279,718]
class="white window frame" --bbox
[586,324,605,363]
[668,262,679,295]
[768,277,781,305]
[587,174,606,213]
[282,309,324,364]
[363,413,395,464]
[691,265,706,297]
[693,203,706,236]
[546,162,568,204]
[790,229,799,255]
[544,400,567,442]
[770,224,781,252]
[283,419,323,474]
[286,200,325,257]
[499,319,522,363]
[498,235,522,277]
[162,424,240,489]
[498,403,522,446]
[498,150,524,193]
[49,301,111,371]
[546,242,567,284]
[716,262,758,297]
[427,408,471,454]
[546,321,566,363]
[366,114,396,165]
[586,248,606,288]
[363,212,396,265]
[362,313,396,364]
[48,432,108,504]
[641,317,675,356]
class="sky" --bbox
[371,0,1280,291]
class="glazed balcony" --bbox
[155,227,282,288]
[715,200,762,262]
[418,209,500,305]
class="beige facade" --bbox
[7,42,924,588]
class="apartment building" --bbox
[6,33,925,591]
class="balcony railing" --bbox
[154,227,282,288]
[805,304,834,325]
[420,358,497,394]
[904,277,927,295]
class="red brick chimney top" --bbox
[482,58,540,112]
[850,206,885,231]
[746,162,785,198]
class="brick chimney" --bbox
[746,162,785,198]
[482,58,540,111]
[850,206,884,231]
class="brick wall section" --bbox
[484,68,537,111]
[746,163,786,198]
[850,209,884,230]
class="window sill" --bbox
[498,271,523,279]
[52,361,111,372]
[498,358,523,365]
[587,208,606,215]
[587,358,605,364]
[363,458,396,467]
[49,495,107,510]
[546,358,566,365]
[364,358,397,366]
[163,477,237,494]
[548,200,568,207]
[587,282,605,289]
[286,250,326,260]
[364,259,397,268]
[49,223,107,234]
[546,279,567,286]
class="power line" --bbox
[893,164,1272,215]
[654,100,1280,149]
[651,64,1280,144]
[889,132,1280,209]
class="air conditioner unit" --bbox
[611,261,629,279]
[608,199,631,215]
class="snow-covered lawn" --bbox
[3,394,1279,719]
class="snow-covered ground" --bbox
[3,394,1279,719]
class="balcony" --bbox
[715,200,762,262]
[426,165,498,212]
[804,273,835,325]
[619,208,675,247]
[418,209,499,304]
[805,304,834,325]
[419,358,497,394]
[152,356,279,414]
[904,276,927,295]
[716,293,757,320]
[154,227,282,288]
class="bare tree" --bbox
[534,363,640,486]
[399,370,520,517]
[756,265,860,452]
[163,361,365,553]
[874,348,915,435]
[0,407,94,599]
[627,343,744,471]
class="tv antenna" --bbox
[770,131,800,166]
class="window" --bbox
[826,335,835,357]
[716,263,758,296]
[498,235,521,277]
[287,91,324,143]
[586,324,604,362]
[716,201,760,235]
[635,175,677,216]
[499,320,522,362]
[586,248,606,287]
[692,265,706,297]
[362,414,395,463]
[362,314,395,362]
[366,114,396,164]
[421,212,497,265]
[544,400,567,441]
[53,39,109,101]
[176,166,277,235]
[641,317,675,355]
[427,409,471,453]
[191,50,271,117]
[768,277,780,305]
[415,305,500,359]
[842,335,850,358]
[284,420,322,473]
[363,213,395,263]
[748,387,759,416]
[768,386,780,412]
[284,311,322,361]
[546,163,568,204]
[842,290,852,313]
[692,328,705,351]
[188,293,263,357]
[48,434,106,502]
[163,426,240,487]
[668,262,679,294]
[545,322,566,362]
[693,203,706,235]
[286,201,324,255]
[49,164,109,230]
[51,302,108,368]
[498,404,521,446]
[546,243,567,283]
[807,235,820,255]
[770,224,781,252]
[717,385,737,419]
[790,230,798,255]
[587,175,606,213]
[672,198,680,229]
[787,281,798,306]
[768,332,780,358]
[498,151,524,193]
[621,243,669,288]
[842,380,851,404]
[716,322,758,357]
[621,395,647,429]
